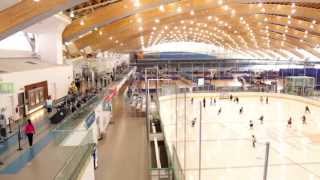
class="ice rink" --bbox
[159,93,320,180]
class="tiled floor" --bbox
[95,94,149,180]
[0,93,149,180]
[0,108,54,167]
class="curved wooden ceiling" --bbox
[2,0,320,59]
[0,0,87,40]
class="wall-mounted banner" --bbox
[0,82,15,94]
[85,112,96,129]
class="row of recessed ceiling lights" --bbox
[74,1,320,52]
[77,2,304,39]
[149,21,244,50]
[136,4,276,49]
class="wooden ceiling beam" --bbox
[0,0,86,40]
[65,2,320,41]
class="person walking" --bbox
[249,120,254,129]
[252,135,256,148]
[203,97,206,108]
[305,106,311,113]
[259,115,264,124]
[265,96,269,104]
[302,115,306,124]
[192,118,196,127]
[287,117,292,128]
[24,119,36,147]
[191,97,194,104]
[239,106,243,114]
[218,107,222,115]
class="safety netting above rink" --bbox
[158,87,320,180]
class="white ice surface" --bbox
[160,95,320,180]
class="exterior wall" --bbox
[0,65,73,122]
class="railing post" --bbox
[199,101,202,180]
[184,91,187,173]
[263,142,270,180]
[175,85,178,151]
[17,123,23,151]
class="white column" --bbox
[25,14,71,65]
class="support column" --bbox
[25,14,71,65]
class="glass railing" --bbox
[148,91,185,180]
[150,167,173,180]
[53,68,135,179]
[52,95,101,145]
[50,91,105,180]
[171,146,185,180]
[53,129,95,180]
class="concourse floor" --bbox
[95,94,149,180]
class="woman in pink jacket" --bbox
[24,119,35,147]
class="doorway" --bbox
[17,92,26,118]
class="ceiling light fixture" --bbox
[133,0,140,8]
[159,5,165,12]
[80,19,85,26]
[69,11,75,18]
[177,7,182,13]
[137,17,142,23]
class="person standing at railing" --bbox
[24,119,36,147]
